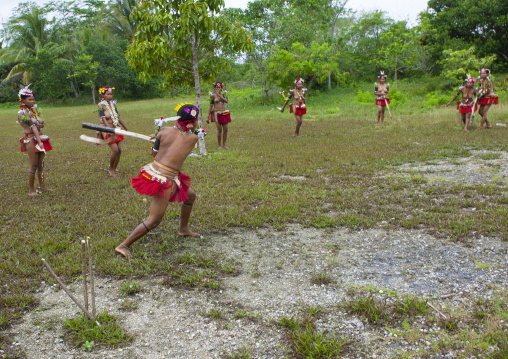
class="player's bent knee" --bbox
[185,189,196,203]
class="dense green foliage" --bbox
[1,0,507,103]
[0,0,161,103]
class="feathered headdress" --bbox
[294,77,304,84]
[98,87,115,95]
[213,82,224,88]
[18,84,34,101]
[479,68,491,75]
[465,74,476,83]
[378,71,387,79]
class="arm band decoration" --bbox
[152,139,160,152]
[99,110,105,117]
[375,86,378,92]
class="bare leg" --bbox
[222,123,229,149]
[178,188,199,236]
[115,186,175,257]
[108,142,121,176]
[479,104,492,128]
[293,115,302,137]
[26,141,39,196]
[377,106,384,125]
[464,113,471,132]
[215,117,222,149]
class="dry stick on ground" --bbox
[80,240,89,311]
[86,237,96,318]
[41,259,101,326]
[428,302,448,320]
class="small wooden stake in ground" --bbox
[81,240,89,311]
[86,237,97,318]
[41,259,100,326]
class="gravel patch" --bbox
[6,226,506,359]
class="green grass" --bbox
[1,81,507,354]
[279,314,349,358]
[344,286,508,357]
[63,311,133,350]
[120,280,142,296]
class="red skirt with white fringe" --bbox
[478,96,499,105]
[290,105,306,116]
[457,101,477,114]
[19,134,52,152]
[131,164,191,202]
[376,99,390,106]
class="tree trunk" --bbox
[191,34,207,156]
[92,87,96,104]
[69,80,79,99]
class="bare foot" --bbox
[28,191,39,196]
[177,228,200,237]
[476,127,484,130]
[486,126,492,129]
[39,187,54,191]
[108,169,116,176]
[222,146,229,150]
[115,244,132,257]
[218,146,223,150]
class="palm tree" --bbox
[0,6,59,85]
[105,0,137,41]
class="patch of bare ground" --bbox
[5,223,507,358]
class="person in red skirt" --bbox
[374,71,390,125]
[447,74,477,132]
[97,87,129,176]
[280,77,307,137]
[207,82,231,149]
[477,68,499,129]
[115,103,201,258]
[17,85,52,196]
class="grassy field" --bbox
[0,82,507,356]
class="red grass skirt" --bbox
[290,105,306,116]
[96,132,124,144]
[19,134,52,153]
[216,112,231,124]
[478,96,499,105]
[131,165,191,202]
[456,101,477,114]
[376,99,390,106]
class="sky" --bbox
[0,0,429,27]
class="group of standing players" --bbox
[15,70,499,256]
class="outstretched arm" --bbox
[447,94,458,107]
[280,94,293,112]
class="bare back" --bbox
[154,127,198,171]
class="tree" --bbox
[440,46,496,82]
[126,0,254,155]
[71,54,99,103]
[339,11,394,80]
[104,0,137,41]
[376,22,428,88]
[424,0,508,66]
[266,42,339,89]
[0,4,60,84]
